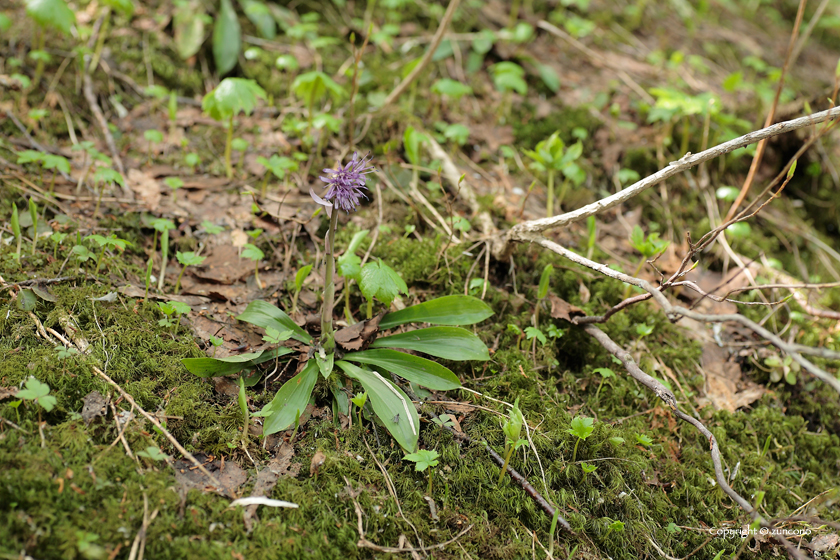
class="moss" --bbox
[512,105,602,151]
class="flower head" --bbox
[320,152,375,213]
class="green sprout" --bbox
[523,132,585,217]
[581,462,597,479]
[174,251,206,293]
[184,152,201,172]
[626,225,670,298]
[350,392,367,425]
[359,259,408,319]
[337,229,369,323]
[144,129,164,163]
[163,176,184,203]
[157,300,191,333]
[592,367,615,402]
[10,204,21,263]
[290,264,313,314]
[28,199,38,256]
[201,78,267,178]
[24,0,74,87]
[150,218,176,292]
[635,433,653,447]
[85,234,131,276]
[431,78,473,103]
[50,231,68,259]
[256,154,298,197]
[290,71,345,134]
[92,168,126,218]
[568,415,594,464]
[403,449,440,495]
[241,243,265,288]
[16,376,57,425]
[489,62,527,121]
[498,398,528,484]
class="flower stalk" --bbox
[321,208,339,354]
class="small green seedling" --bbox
[144,129,164,163]
[202,78,267,178]
[208,335,224,357]
[41,154,70,194]
[86,234,130,276]
[635,433,653,447]
[290,264,313,314]
[290,71,345,134]
[489,62,527,121]
[92,168,126,217]
[241,243,265,288]
[136,446,169,461]
[625,225,670,297]
[151,218,176,291]
[580,462,597,480]
[184,152,201,171]
[200,220,224,235]
[592,367,615,402]
[568,415,594,464]
[431,78,473,103]
[25,0,74,86]
[164,177,184,203]
[256,154,298,197]
[350,392,368,425]
[17,376,57,424]
[28,199,38,256]
[50,232,68,259]
[498,398,528,484]
[764,354,800,385]
[174,251,206,293]
[10,204,22,263]
[337,229,369,322]
[523,132,585,217]
[238,376,249,443]
[586,215,597,259]
[431,413,456,429]
[359,259,408,319]
[403,449,440,495]
[157,301,191,333]
[606,519,625,536]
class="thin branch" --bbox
[582,324,810,560]
[376,0,461,110]
[494,106,840,259]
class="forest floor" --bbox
[2,0,840,559]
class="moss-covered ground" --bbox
[3,0,840,559]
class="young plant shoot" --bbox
[182,153,493,453]
[498,398,528,484]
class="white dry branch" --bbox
[492,106,840,259]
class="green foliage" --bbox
[16,377,56,412]
[431,79,473,101]
[359,259,408,309]
[568,415,594,463]
[490,61,527,95]
[498,398,528,483]
[25,0,75,34]
[202,78,267,122]
[213,0,241,75]
[629,225,670,259]
[404,449,439,472]
[403,127,427,166]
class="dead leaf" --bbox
[548,294,586,322]
[192,244,251,285]
[807,534,840,552]
[242,442,299,531]
[0,386,17,400]
[174,453,247,498]
[700,343,765,413]
[127,169,162,211]
[81,391,108,425]
[212,377,240,398]
[335,312,384,351]
[310,449,326,476]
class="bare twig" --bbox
[494,106,840,259]
[376,0,461,110]
[724,0,807,222]
[582,324,810,560]
[82,67,127,180]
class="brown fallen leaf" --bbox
[127,168,161,211]
[700,343,765,413]
[243,442,299,532]
[335,312,385,351]
[81,391,108,425]
[548,294,586,322]
[309,449,326,477]
[192,244,252,285]
[174,453,247,498]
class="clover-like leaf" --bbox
[359,259,408,307]
[202,78,267,122]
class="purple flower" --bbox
[320,152,375,213]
